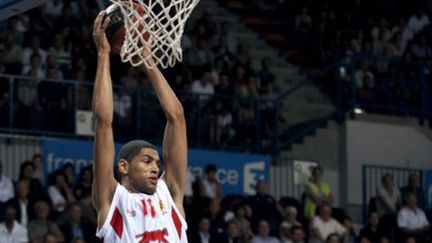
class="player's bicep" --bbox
[92,123,117,211]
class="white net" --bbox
[109,0,200,69]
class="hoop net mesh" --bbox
[109,0,200,69]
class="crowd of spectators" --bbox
[1,155,430,243]
[0,0,279,152]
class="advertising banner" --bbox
[42,138,269,195]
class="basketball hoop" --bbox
[109,0,200,69]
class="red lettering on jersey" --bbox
[171,209,182,239]
[147,198,156,218]
[110,207,123,238]
[136,228,168,243]
[141,199,148,216]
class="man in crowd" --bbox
[397,193,430,242]
[309,204,347,243]
[0,203,28,242]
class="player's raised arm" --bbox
[140,55,187,216]
[91,11,117,220]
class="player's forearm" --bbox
[142,67,184,121]
[92,52,113,124]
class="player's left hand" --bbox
[93,11,111,54]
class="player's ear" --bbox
[118,159,129,175]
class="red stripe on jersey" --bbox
[147,198,156,218]
[110,207,124,238]
[171,209,182,239]
[141,199,148,216]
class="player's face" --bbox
[128,148,161,194]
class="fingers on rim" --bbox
[102,16,111,30]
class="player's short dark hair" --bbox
[118,140,157,162]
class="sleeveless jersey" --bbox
[96,179,188,242]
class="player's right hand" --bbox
[93,11,111,54]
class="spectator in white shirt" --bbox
[397,193,430,242]
[407,9,430,34]
[0,160,14,221]
[191,71,215,102]
[47,170,76,212]
[309,204,347,243]
[0,160,14,204]
[21,35,47,67]
[201,164,222,199]
[0,204,28,243]
[251,219,281,243]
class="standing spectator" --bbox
[376,173,401,236]
[6,179,34,227]
[304,166,334,220]
[0,160,14,205]
[32,154,45,186]
[400,174,425,208]
[309,204,347,243]
[0,204,28,243]
[47,170,76,212]
[201,164,222,199]
[113,87,133,139]
[251,220,280,243]
[354,61,374,89]
[359,212,386,243]
[248,180,280,233]
[28,201,64,243]
[59,203,99,243]
[397,193,430,242]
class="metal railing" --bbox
[0,74,281,153]
[362,164,431,223]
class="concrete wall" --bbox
[346,120,432,205]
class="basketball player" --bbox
[91,11,188,242]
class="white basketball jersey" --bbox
[96,179,188,242]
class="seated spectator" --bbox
[407,9,430,34]
[28,201,64,243]
[21,53,45,78]
[211,220,243,243]
[248,180,280,233]
[60,203,99,243]
[397,193,430,242]
[188,216,215,243]
[281,206,302,233]
[44,232,60,243]
[233,204,252,241]
[343,216,358,243]
[251,220,280,243]
[309,204,347,243]
[0,203,28,243]
[6,179,34,227]
[358,236,372,243]
[62,163,76,189]
[18,161,49,204]
[325,233,341,243]
[354,61,374,89]
[1,33,23,67]
[21,35,47,67]
[376,173,400,236]
[201,164,222,199]
[73,166,92,200]
[359,212,386,243]
[47,170,76,212]
[0,160,15,205]
[284,226,305,243]
[32,154,45,186]
[400,173,425,208]
[304,166,334,220]
[191,71,215,102]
